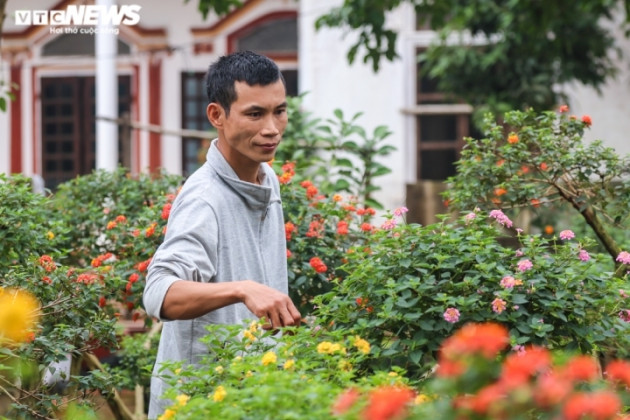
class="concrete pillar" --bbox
[95,0,118,170]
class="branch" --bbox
[82,353,134,420]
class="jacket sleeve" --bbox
[143,195,218,321]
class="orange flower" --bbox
[362,386,415,420]
[581,115,592,127]
[533,372,572,408]
[500,346,551,390]
[300,180,313,188]
[332,194,343,202]
[531,198,541,208]
[440,322,509,361]
[285,221,296,241]
[563,391,621,420]
[106,221,117,230]
[496,159,506,167]
[278,172,293,184]
[469,383,506,415]
[332,388,360,415]
[605,360,630,387]
[560,355,599,382]
[544,225,554,235]
[559,104,569,113]
[494,187,507,197]
[115,214,127,223]
[520,165,530,174]
[306,185,318,199]
[38,255,56,272]
[507,133,519,144]
[540,162,548,171]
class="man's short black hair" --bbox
[205,51,286,115]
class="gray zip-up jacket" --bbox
[143,139,288,418]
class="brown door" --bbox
[41,76,131,190]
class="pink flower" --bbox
[616,251,630,265]
[620,290,629,299]
[393,207,408,217]
[489,209,513,228]
[464,212,476,223]
[515,249,524,257]
[578,249,590,262]
[500,275,522,289]
[620,310,630,323]
[443,307,460,323]
[492,298,507,314]
[381,219,397,230]
[559,230,575,240]
[517,259,533,272]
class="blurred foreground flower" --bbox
[0,287,41,345]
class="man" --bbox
[143,51,301,418]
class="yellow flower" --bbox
[283,359,295,370]
[175,394,189,406]
[329,343,345,354]
[353,336,371,354]
[215,365,224,374]
[158,408,176,420]
[415,394,431,405]
[212,385,227,402]
[388,371,398,377]
[246,370,253,378]
[317,341,333,354]
[0,288,41,345]
[46,231,55,240]
[338,360,353,371]
[243,330,256,342]
[249,320,259,332]
[261,351,277,366]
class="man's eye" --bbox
[248,112,262,117]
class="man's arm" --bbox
[161,279,301,328]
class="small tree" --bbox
[443,107,630,274]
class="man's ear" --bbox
[207,103,225,129]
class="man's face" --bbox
[210,80,288,174]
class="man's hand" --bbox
[238,280,301,329]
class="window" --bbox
[181,72,212,176]
[413,50,473,181]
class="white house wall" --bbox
[299,0,410,212]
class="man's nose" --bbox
[261,115,280,136]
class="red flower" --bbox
[145,222,157,237]
[540,162,548,171]
[360,222,373,232]
[286,249,292,258]
[98,296,107,307]
[42,276,52,284]
[362,386,415,420]
[534,372,572,408]
[309,257,327,273]
[91,258,102,268]
[356,208,367,216]
[306,185,318,199]
[39,255,57,272]
[337,220,349,235]
[559,104,569,113]
[581,115,592,127]
[305,219,324,238]
[161,203,172,220]
[115,214,127,223]
[137,258,152,272]
[332,388,360,415]
[300,180,313,188]
[128,273,140,283]
[469,383,506,415]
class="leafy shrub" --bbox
[314,209,630,379]
[0,174,66,270]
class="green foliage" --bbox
[315,0,629,117]
[155,321,403,419]
[48,167,182,267]
[106,332,160,390]
[314,210,630,380]
[0,174,66,271]
[0,256,120,418]
[276,95,395,209]
[443,108,630,265]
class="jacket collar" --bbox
[206,139,278,209]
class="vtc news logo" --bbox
[14,5,141,26]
